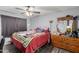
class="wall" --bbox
[0,15,2,43]
[30,8,79,33]
[27,17,31,31]
[0,15,1,36]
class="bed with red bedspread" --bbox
[11,29,50,53]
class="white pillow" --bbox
[4,37,11,45]
[17,31,27,36]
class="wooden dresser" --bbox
[51,34,79,52]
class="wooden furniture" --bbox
[51,34,79,52]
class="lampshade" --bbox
[66,26,72,32]
[67,26,71,28]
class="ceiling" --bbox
[0,6,79,19]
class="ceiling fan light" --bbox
[26,12,30,16]
[29,12,33,16]
[26,12,33,16]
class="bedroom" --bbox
[0,6,79,53]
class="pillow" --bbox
[17,31,27,36]
[4,37,11,45]
[43,28,49,32]
[26,30,36,35]
[35,28,44,32]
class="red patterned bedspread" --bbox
[11,32,50,53]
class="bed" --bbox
[11,28,50,53]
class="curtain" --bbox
[1,15,27,37]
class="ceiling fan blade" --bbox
[15,7,24,11]
[32,11,40,14]
[20,12,25,14]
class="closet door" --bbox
[1,15,27,37]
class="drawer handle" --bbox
[64,43,70,45]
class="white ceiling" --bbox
[0,6,79,19]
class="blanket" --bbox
[13,33,33,48]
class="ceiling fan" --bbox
[15,6,40,16]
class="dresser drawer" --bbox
[51,35,63,41]
[69,46,79,52]
[51,34,79,52]
[53,42,71,51]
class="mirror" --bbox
[57,15,74,35]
